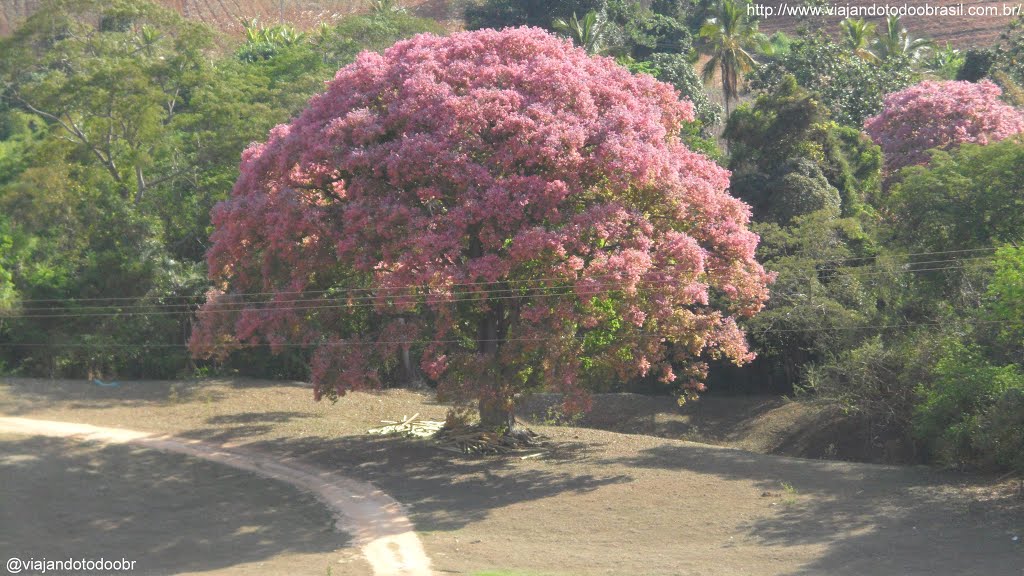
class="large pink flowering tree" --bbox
[189,27,771,429]
[864,79,1024,174]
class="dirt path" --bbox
[0,416,433,576]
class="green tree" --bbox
[840,18,880,64]
[604,1,693,59]
[888,140,1024,252]
[872,15,933,64]
[987,244,1024,350]
[0,0,443,379]
[553,10,608,53]
[464,0,606,31]
[956,48,996,81]
[750,33,918,126]
[720,75,891,398]
[698,0,766,118]
[994,15,1024,84]
[740,211,885,393]
[726,76,882,217]
[913,340,1024,471]
[0,0,213,205]
[646,53,722,132]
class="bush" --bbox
[956,48,995,82]
[766,158,841,223]
[913,341,1024,471]
[974,388,1024,472]
[803,335,930,444]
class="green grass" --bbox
[780,481,799,506]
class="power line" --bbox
[10,276,689,314]
[8,246,1003,306]
[4,253,999,317]
[2,279,685,319]
[0,318,1014,349]
[0,257,997,320]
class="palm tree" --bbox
[135,24,162,57]
[698,0,766,119]
[369,0,405,16]
[840,18,880,63]
[872,15,933,63]
[552,10,607,55]
[924,42,964,79]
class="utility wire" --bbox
[5,254,997,316]
[0,318,1014,349]
[0,258,996,320]
[8,246,1003,306]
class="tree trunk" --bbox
[478,395,516,431]
[476,294,516,430]
[401,345,415,383]
[398,317,419,386]
[468,231,517,432]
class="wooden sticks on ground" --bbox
[367,414,546,456]
[367,413,445,438]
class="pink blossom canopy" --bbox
[190,27,771,409]
[864,79,1024,174]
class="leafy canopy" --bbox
[864,80,1024,173]
[751,33,918,127]
[190,28,771,418]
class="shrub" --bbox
[974,388,1024,472]
[803,335,930,443]
[913,341,1024,471]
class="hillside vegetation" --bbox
[0,0,457,36]
[1,0,1018,48]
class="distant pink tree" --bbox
[189,27,771,429]
[864,80,1024,174]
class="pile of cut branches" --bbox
[367,413,445,438]
[367,410,546,456]
[434,414,545,455]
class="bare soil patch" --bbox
[1,377,1022,575]
[0,0,458,37]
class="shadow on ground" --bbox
[0,378,231,414]
[179,415,630,533]
[604,443,1023,576]
[0,434,349,575]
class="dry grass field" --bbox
[2,377,1021,575]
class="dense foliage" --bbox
[465,0,694,60]
[751,34,918,127]
[0,0,441,378]
[189,27,771,426]
[864,80,1024,173]
[646,52,721,132]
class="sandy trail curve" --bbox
[0,416,433,576]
